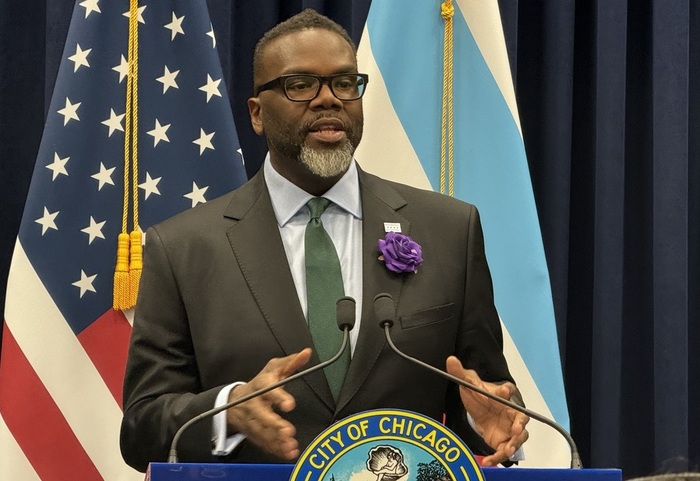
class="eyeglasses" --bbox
[255,73,369,102]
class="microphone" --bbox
[167,296,357,463]
[372,293,583,469]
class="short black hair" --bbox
[252,9,357,84]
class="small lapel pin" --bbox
[383,222,402,233]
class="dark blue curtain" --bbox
[0,1,697,478]
[509,1,699,476]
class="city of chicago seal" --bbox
[290,409,484,481]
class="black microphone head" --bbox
[336,297,356,331]
[373,293,395,328]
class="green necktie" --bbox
[305,197,349,401]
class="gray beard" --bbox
[299,140,354,178]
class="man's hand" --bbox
[226,348,312,461]
[446,356,530,467]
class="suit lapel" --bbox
[223,171,335,409]
[336,170,410,412]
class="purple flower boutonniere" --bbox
[378,232,423,274]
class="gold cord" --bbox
[440,0,455,197]
[114,0,141,309]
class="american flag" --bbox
[0,0,247,479]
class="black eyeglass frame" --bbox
[254,73,369,101]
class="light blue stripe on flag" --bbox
[365,0,569,430]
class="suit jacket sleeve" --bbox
[445,203,514,454]
[120,225,226,471]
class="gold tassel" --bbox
[113,233,131,309]
[127,230,143,307]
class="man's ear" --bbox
[247,97,264,136]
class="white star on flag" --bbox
[46,152,70,181]
[113,54,129,83]
[193,128,215,154]
[199,74,222,102]
[79,0,101,18]
[156,66,180,93]
[91,162,115,190]
[35,207,60,235]
[68,44,92,72]
[57,97,81,125]
[122,5,146,24]
[165,12,185,40]
[101,108,125,136]
[138,172,162,199]
[184,182,209,207]
[147,119,171,146]
[81,216,106,244]
[207,23,216,48]
[72,270,97,298]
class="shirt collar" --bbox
[263,154,363,227]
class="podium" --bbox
[147,463,622,481]
[152,410,615,480]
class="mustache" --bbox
[299,114,348,133]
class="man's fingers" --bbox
[510,424,529,450]
[495,383,514,400]
[262,385,296,413]
[481,424,529,467]
[257,421,298,460]
[446,357,484,387]
[480,437,519,467]
[513,412,529,432]
[242,412,299,460]
[445,355,462,373]
[274,425,301,460]
[480,447,509,467]
[279,348,313,378]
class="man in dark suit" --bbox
[120,9,529,472]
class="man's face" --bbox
[248,28,364,185]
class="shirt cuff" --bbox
[212,382,247,456]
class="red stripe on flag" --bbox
[77,309,132,409]
[0,323,103,480]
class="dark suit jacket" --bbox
[120,166,513,471]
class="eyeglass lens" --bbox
[284,75,366,101]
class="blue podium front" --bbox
[147,463,622,481]
[152,410,614,480]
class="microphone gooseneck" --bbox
[372,293,583,469]
[167,296,356,463]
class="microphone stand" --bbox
[374,294,582,469]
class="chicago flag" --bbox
[356,0,571,466]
